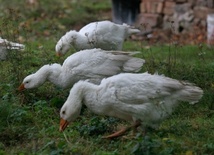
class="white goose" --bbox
[55,20,140,56]
[0,37,25,60]
[18,48,145,90]
[59,72,203,138]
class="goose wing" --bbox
[103,73,186,105]
[63,49,144,81]
[79,21,112,35]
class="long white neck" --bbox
[61,30,90,50]
[47,63,90,89]
[75,35,95,50]
[31,65,53,86]
[72,80,98,107]
[60,80,98,122]
[45,64,69,88]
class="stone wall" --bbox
[137,0,214,34]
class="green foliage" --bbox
[75,115,119,137]
[131,135,162,155]
[0,96,33,148]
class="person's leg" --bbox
[111,0,140,25]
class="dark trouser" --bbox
[111,0,140,25]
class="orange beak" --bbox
[59,118,69,132]
[18,83,25,91]
[56,52,62,57]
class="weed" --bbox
[131,135,162,155]
[75,115,119,137]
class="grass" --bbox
[0,0,214,154]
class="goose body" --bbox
[19,48,145,90]
[0,37,25,60]
[55,20,140,56]
[59,72,203,136]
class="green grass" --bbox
[0,0,214,154]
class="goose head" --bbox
[18,65,50,91]
[55,30,78,56]
[59,82,85,131]
[59,97,83,132]
[18,73,46,91]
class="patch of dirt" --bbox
[0,129,26,147]
[132,25,207,46]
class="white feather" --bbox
[19,48,145,89]
[0,37,25,60]
[60,72,203,130]
[55,20,140,56]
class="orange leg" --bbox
[102,121,141,139]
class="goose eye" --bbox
[62,111,65,115]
